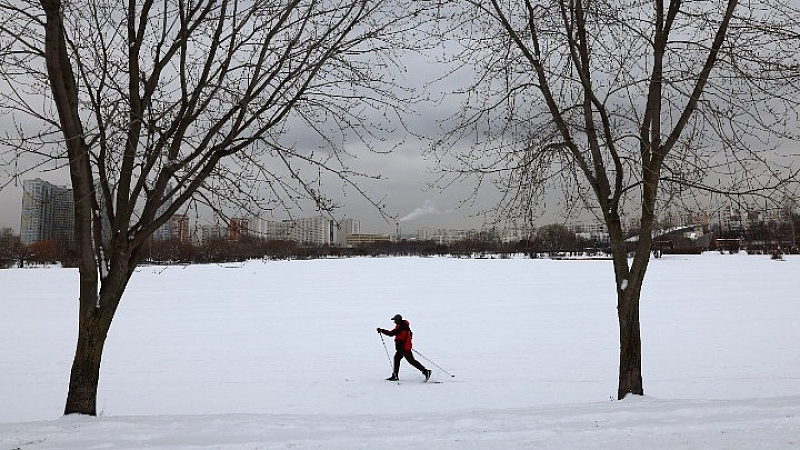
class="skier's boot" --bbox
[424,369,432,382]
[386,374,399,381]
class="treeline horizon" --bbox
[3,220,799,268]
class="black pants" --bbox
[393,349,427,375]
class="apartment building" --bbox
[171,214,191,244]
[417,228,486,245]
[336,219,361,246]
[20,179,74,248]
[249,215,335,246]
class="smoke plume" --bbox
[399,200,443,222]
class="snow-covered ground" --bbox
[1,253,799,449]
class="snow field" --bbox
[1,253,799,448]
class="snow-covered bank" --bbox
[3,396,799,449]
[2,253,799,448]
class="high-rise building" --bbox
[52,187,75,249]
[418,228,477,245]
[249,218,292,241]
[153,186,174,242]
[20,179,52,245]
[336,219,360,246]
[171,214,191,244]
[249,215,335,246]
[287,216,333,245]
[570,221,610,245]
[229,217,250,241]
[20,179,74,248]
[193,223,225,245]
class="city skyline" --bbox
[0,170,495,236]
[9,177,798,251]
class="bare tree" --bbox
[535,223,576,253]
[433,0,800,398]
[0,0,423,415]
[0,227,23,267]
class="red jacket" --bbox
[384,320,413,352]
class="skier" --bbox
[377,314,432,381]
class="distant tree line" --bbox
[713,214,800,254]
[0,223,616,266]
[4,219,799,268]
[138,224,599,262]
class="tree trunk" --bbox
[63,271,128,416]
[617,287,644,399]
[39,0,111,416]
[64,311,111,415]
[607,216,647,400]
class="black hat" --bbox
[391,314,403,321]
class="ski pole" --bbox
[378,332,393,372]
[412,349,455,378]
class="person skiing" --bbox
[377,314,432,381]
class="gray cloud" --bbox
[0,21,497,236]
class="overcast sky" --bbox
[0,41,508,236]
[8,4,791,237]
[0,152,499,235]
[0,132,504,238]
